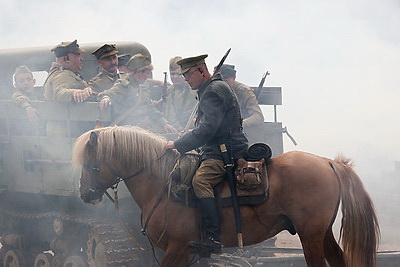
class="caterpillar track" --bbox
[0,193,156,267]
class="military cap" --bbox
[127,54,152,73]
[219,64,236,78]
[92,44,119,60]
[14,65,32,76]
[176,54,208,75]
[117,54,131,67]
[169,56,183,71]
[51,40,85,58]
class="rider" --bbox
[164,54,248,254]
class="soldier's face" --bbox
[170,69,185,85]
[183,67,202,89]
[67,53,84,72]
[14,73,35,93]
[132,67,152,84]
[99,54,118,74]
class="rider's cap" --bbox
[176,54,208,75]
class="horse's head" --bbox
[79,131,116,204]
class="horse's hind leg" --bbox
[323,228,344,267]
[299,235,327,267]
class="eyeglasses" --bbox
[182,68,198,79]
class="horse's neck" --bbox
[124,171,166,212]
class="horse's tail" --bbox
[330,156,380,267]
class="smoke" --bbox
[1,0,399,250]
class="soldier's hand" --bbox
[73,87,95,102]
[164,124,177,134]
[164,141,175,150]
[99,97,111,110]
[25,106,40,126]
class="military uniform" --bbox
[219,64,265,144]
[12,89,41,109]
[44,62,89,102]
[43,40,90,137]
[88,44,121,95]
[98,78,168,133]
[171,55,248,254]
[88,69,121,95]
[164,82,197,130]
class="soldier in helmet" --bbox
[98,54,177,134]
[164,54,248,254]
[44,39,95,136]
[89,44,121,95]
[218,64,264,144]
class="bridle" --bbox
[82,147,171,202]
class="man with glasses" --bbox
[164,54,248,255]
[98,54,176,133]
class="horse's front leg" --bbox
[161,242,191,267]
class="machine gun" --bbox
[254,71,270,100]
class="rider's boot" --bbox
[188,197,222,254]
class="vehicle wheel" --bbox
[34,252,54,267]
[62,255,87,267]
[86,230,106,267]
[3,249,31,267]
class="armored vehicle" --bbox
[0,42,287,266]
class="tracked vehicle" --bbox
[0,42,286,266]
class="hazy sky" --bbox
[1,0,399,175]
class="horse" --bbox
[71,125,380,267]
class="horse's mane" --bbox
[72,126,178,181]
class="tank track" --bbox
[0,207,153,266]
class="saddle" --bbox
[169,143,272,207]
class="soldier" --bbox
[164,55,248,254]
[117,54,131,74]
[219,64,265,144]
[11,65,41,126]
[44,40,95,136]
[89,44,121,95]
[98,53,177,134]
[162,56,197,131]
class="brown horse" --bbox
[71,126,380,267]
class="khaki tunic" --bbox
[11,89,44,135]
[12,89,42,109]
[230,81,264,127]
[44,62,88,102]
[88,69,121,95]
[43,62,90,137]
[98,78,168,133]
[164,83,197,131]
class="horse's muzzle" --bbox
[81,188,103,204]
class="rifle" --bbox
[183,48,232,131]
[162,71,169,115]
[254,71,270,100]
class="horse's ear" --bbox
[95,120,103,129]
[89,131,98,147]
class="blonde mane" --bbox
[72,126,178,180]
